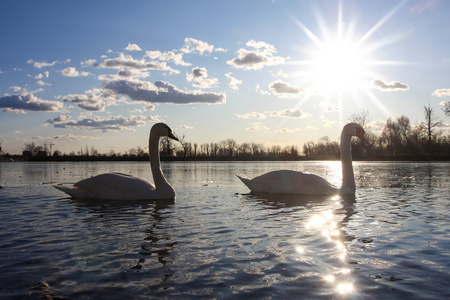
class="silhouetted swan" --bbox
[55,123,179,200]
[236,123,366,195]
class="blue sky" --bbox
[1,0,449,155]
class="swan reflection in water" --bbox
[242,192,357,296]
[66,198,176,271]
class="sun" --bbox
[290,1,405,97]
[309,38,371,93]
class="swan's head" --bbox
[343,123,366,142]
[151,123,179,141]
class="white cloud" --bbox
[95,53,179,74]
[246,124,269,131]
[272,70,288,78]
[319,103,340,112]
[269,80,305,98]
[125,43,142,51]
[35,71,49,79]
[225,72,242,91]
[181,37,215,55]
[10,86,22,92]
[0,93,62,113]
[432,88,450,97]
[81,59,96,67]
[36,80,51,86]
[186,67,219,89]
[103,78,226,104]
[255,84,271,95]
[27,59,59,69]
[236,112,266,119]
[319,115,340,128]
[145,50,191,66]
[277,128,301,133]
[227,40,285,70]
[143,104,155,111]
[270,108,310,119]
[181,124,194,129]
[46,115,161,132]
[62,89,107,111]
[371,79,409,91]
[61,67,91,77]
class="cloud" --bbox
[236,112,266,119]
[319,115,340,128]
[269,80,305,98]
[0,93,62,113]
[10,86,22,92]
[35,71,49,79]
[103,79,226,104]
[319,103,340,112]
[145,50,191,66]
[246,124,269,131]
[61,67,91,77]
[225,72,242,91]
[181,37,216,55]
[371,79,409,91]
[277,128,300,133]
[54,133,99,142]
[227,40,285,70]
[95,53,179,74]
[432,88,450,97]
[270,108,310,118]
[46,115,161,132]
[27,59,59,69]
[81,59,96,67]
[143,104,155,111]
[186,67,219,89]
[36,80,51,86]
[125,43,142,51]
[181,124,194,129]
[62,89,106,111]
[255,84,271,95]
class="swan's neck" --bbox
[149,133,174,196]
[340,133,355,194]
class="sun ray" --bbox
[287,0,408,124]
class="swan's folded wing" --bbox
[244,170,337,195]
[73,172,156,199]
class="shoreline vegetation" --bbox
[2,110,449,162]
[1,153,449,162]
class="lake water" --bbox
[0,161,449,299]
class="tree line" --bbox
[20,104,450,161]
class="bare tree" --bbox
[424,104,441,147]
[349,109,372,127]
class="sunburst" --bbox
[291,0,406,103]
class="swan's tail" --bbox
[54,184,91,199]
[235,174,251,186]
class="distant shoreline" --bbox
[2,154,449,162]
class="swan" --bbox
[54,123,179,200]
[236,123,366,195]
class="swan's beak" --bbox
[168,132,179,141]
[356,131,367,143]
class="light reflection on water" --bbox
[0,161,449,299]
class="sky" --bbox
[1,0,450,155]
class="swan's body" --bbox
[236,123,366,195]
[55,123,179,200]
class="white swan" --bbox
[236,123,366,195]
[54,123,179,200]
